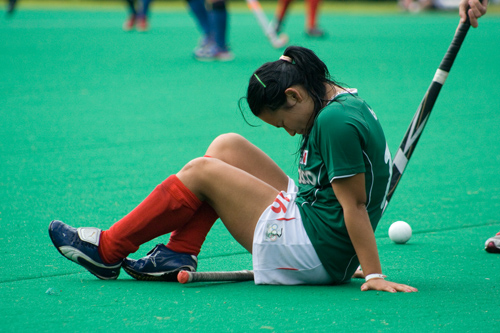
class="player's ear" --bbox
[284,86,303,104]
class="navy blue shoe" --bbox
[48,220,122,280]
[122,244,197,281]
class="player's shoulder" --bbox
[317,89,362,121]
[332,88,363,108]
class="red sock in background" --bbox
[166,202,218,256]
[275,0,294,27]
[99,175,202,263]
[306,0,321,30]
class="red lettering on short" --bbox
[271,193,290,213]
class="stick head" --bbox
[272,33,289,49]
[177,270,191,284]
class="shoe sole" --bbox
[215,56,235,62]
[122,264,195,282]
[485,241,500,253]
[194,54,234,62]
[59,246,122,280]
[194,56,217,62]
[48,221,121,280]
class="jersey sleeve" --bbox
[314,105,366,182]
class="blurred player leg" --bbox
[305,0,325,37]
[210,1,227,50]
[273,0,294,33]
[6,0,18,15]
[123,0,137,31]
[136,0,153,32]
[187,0,213,54]
[195,0,234,61]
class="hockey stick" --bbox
[246,0,289,49]
[383,16,472,213]
[178,270,254,284]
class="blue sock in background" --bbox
[137,0,152,17]
[210,1,227,50]
[187,0,211,37]
[125,0,137,15]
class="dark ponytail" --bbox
[240,46,339,131]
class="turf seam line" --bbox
[0,271,84,284]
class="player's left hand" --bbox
[361,278,418,293]
[459,0,488,28]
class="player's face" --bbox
[258,86,315,136]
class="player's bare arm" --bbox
[332,174,418,293]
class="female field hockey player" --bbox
[49,46,417,293]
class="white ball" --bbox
[388,221,412,244]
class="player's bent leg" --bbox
[177,157,280,253]
[206,133,289,192]
[49,156,279,280]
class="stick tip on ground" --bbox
[178,270,190,284]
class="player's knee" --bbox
[179,157,224,192]
[208,133,248,157]
[177,157,220,199]
[182,157,211,173]
[180,157,223,182]
[212,133,245,146]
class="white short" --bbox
[252,178,334,285]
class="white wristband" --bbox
[365,273,385,282]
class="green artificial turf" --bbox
[1,4,500,332]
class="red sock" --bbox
[306,0,321,30]
[166,202,218,256]
[98,175,202,263]
[275,0,294,25]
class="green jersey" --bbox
[296,90,392,283]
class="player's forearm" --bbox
[344,205,383,275]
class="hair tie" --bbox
[253,74,266,88]
[279,55,292,63]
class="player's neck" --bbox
[324,83,343,106]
